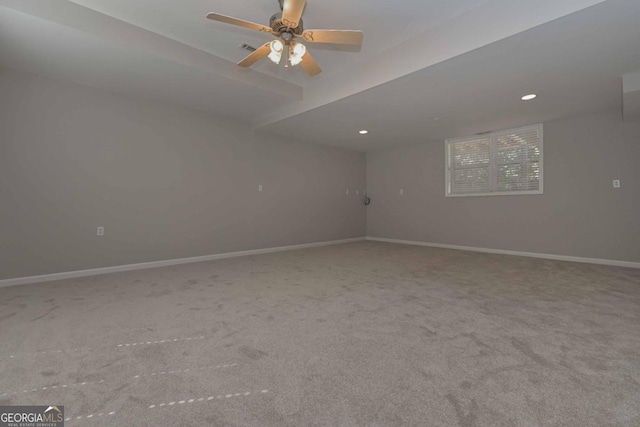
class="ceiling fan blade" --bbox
[302,30,363,46]
[300,51,321,76]
[238,42,271,67]
[282,0,306,29]
[207,13,272,33]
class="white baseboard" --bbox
[0,237,366,288]
[366,237,640,269]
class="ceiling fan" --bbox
[206,0,363,76]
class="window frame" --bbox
[445,124,544,197]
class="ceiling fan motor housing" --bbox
[269,13,303,35]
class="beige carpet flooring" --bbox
[1,241,639,426]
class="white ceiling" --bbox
[1,0,636,151]
[0,7,281,119]
[67,0,493,86]
[260,0,640,151]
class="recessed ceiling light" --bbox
[521,94,537,101]
[359,130,369,135]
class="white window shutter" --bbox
[449,137,491,194]
[494,127,542,192]
[446,125,543,196]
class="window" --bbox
[445,124,543,197]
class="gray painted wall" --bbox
[367,110,640,263]
[3,66,638,281]
[0,68,366,280]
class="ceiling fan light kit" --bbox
[268,39,284,64]
[289,43,306,66]
[206,0,363,76]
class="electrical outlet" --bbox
[97,226,104,236]
[346,189,349,195]
[258,184,263,192]
[613,180,620,188]
[400,189,404,195]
